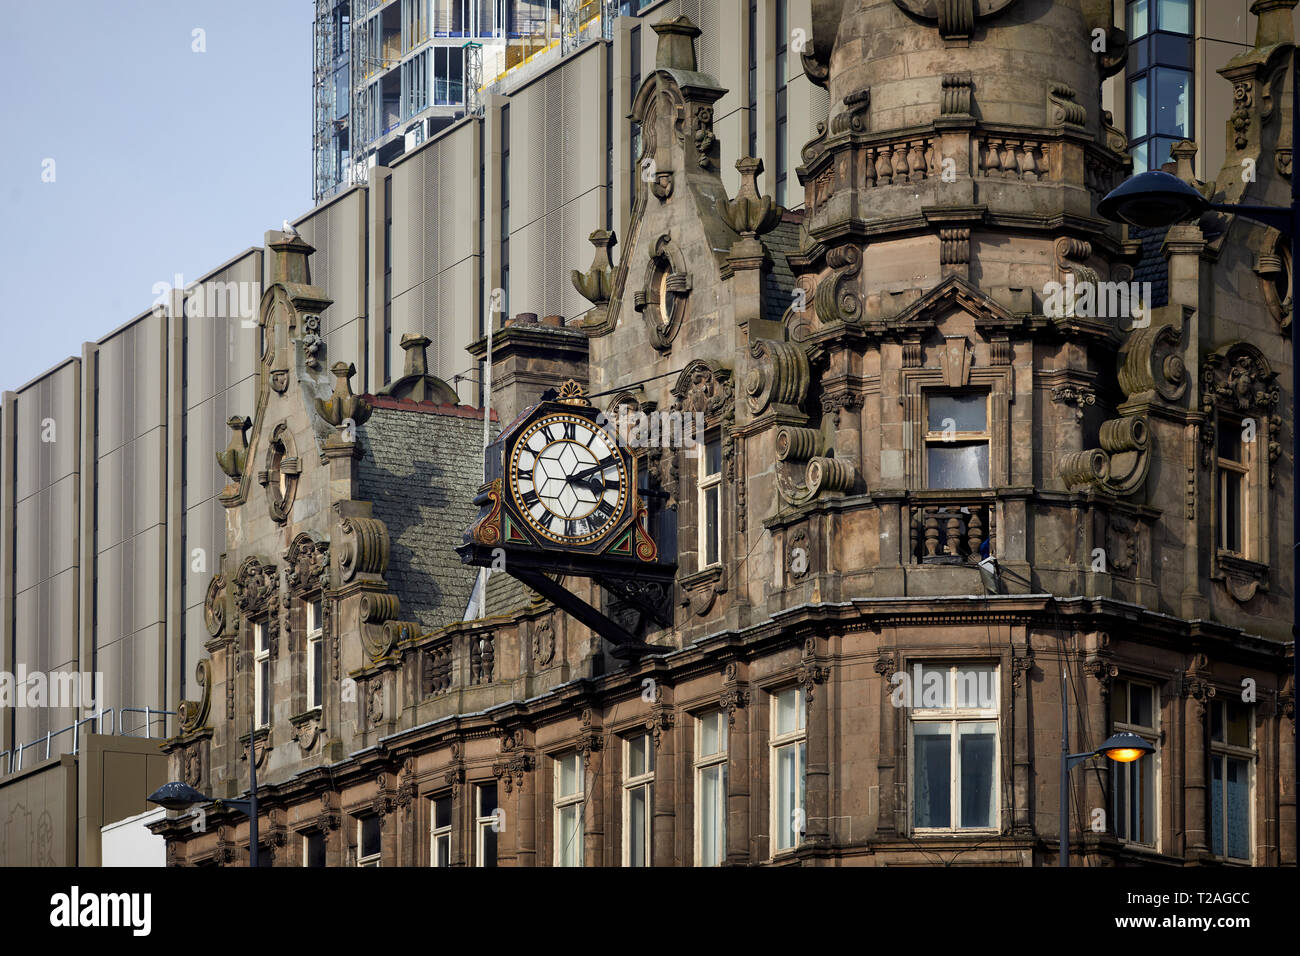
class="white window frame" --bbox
[254,621,270,729]
[430,792,453,867]
[1111,678,1159,849]
[770,686,807,855]
[694,710,728,867]
[553,751,585,867]
[908,663,1000,835]
[1209,698,1255,864]
[357,815,381,867]
[697,437,723,568]
[622,733,654,867]
[306,598,324,711]
[475,783,498,867]
[1215,416,1254,558]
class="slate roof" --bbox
[763,211,803,328]
[1131,225,1171,310]
[357,400,486,631]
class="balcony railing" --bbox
[909,499,995,564]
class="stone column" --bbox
[1011,632,1033,835]
[649,704,677,866]
[874,645,902,837]
[799,644,831,848]
[722,673,752,864]
[1182,662,1215,856]
[1278,685,1296,866]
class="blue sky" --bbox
[0,1,312,391]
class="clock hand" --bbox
[570,462,610,482]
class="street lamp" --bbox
[1060,731,1156,867]
[147,702,261,866]
[1097,53,1299,869]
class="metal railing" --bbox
[0,705,175,777]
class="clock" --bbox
[509,411,629,545]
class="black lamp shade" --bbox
[147,780,209,812]
[1097,731,1156,763]
[1098,171,1208,228]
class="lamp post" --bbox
[1059,729,1156,867]
[148,699,260,866]
[1098,52,1299,867]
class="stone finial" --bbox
[571,229,617,306]
[216,416,251,480]
[315,361,372,427]
[724,158,784,240]
[400,333,431,378]
[1170,140,1198,184]
[1252,0,1298,48]
[653,16,701,72]
[268,231,316,285]
[376,334,460,404]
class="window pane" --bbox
[1137,753,1154,843]
[1218,423,1243,462]
[629,785,648,866]
[309,599,322,632]
[628,734,649,778]
[558,804,582,866]
[435,834,450,867]
[927,443,989,488]
[700,765,724,865]
[1154,32,1191,68]
[958,721,996,828]
[1226,703,1250,748]
[1157,0,1190,34]
[1226,758,1249,859]
[305,831,326,867]
[775,687,803,735]
[913,722,951,828]
[705,486,720,565]
[361,816,381,857]
[1211,701,1225,743]
[258,661,270,726]
[478,783,497,817]
[915,664,950,709]
[311,641,323,707]
[480,823,497,866]
[435,795,452,830]
[700,712,726,756]
[705,439,722,476]
[927,393,986,432]
[1128,76,1149,139]
[1130,683,1153,728]
[558,752,580,797]
[1131,141,1149,174]
[1221,470,1243,553]
[1111,679,1128,724]
[774,741,803,851]
[1153,68,1190,137]
[954,665,995,710]
[1128,0,1149,38]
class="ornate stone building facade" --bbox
[157,0,1294,867]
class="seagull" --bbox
[282,219,300,237]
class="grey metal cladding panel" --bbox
[392,155,426,301]
[13,362,78,503]
[559,190,604,320]
[97,622,165,716]
[432,259,478,382]
[438,124,478,269]
[95,428,165,553]
[95,525,165,644]
[299,192,363,332]
[183,397,222,506]
[183,497,225,608]
[561,54,604,207]
[184,315,259,409]
[13,568,78,672]
[510,218,545,314]
[95,316,165,456]
[324,316,363,372]
[13,476,77,593]
[391,286,422,354]
[510,80,546,235]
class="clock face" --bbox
[509,412,629,545]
